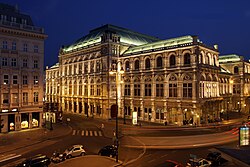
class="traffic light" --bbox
[0,119,4,133]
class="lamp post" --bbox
[227,101,229,120]
[109,62,124,163]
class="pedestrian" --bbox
[101,123,105,129]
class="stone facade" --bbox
[45,24,250,126]
[0,3,47,132]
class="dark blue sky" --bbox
[2,0,250,67]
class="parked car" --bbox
[16,154,50,167]
[206,152,221,165]
[64,145,86,159]
[98,145,117,157]
[51,151,66,163]
[158,159,183,167]
[186,158,212,167]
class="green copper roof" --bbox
[219,54,241,63]
[63,24,160,53]
[123,35,197,55]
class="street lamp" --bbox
[227,101,229,120]
[109,62,124,163]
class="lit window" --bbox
[34,76,38,85]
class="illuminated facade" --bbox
[0,3,47,132]
[46,24,250,126]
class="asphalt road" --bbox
[1,114,241,167]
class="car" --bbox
[16,154,50,167]
[51,151,66,163]
[98,145,117,157]
[158,159,184,167]
[64,145,86,158]
[206,152,221,165]
[186,158,212,167]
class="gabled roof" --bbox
[63,24,160,53]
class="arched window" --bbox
[170,55,176,67]
[145,58,150,69]
[156,56,162,68]
[134,59,140,70]
[214,56,217,66]
[184,53,191,65]
[206,55,210,65]
[125,61,130,71]
[234,66,239,74]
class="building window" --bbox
[3,93,9,104]
[33,92,39,103]
[170,55,176,67]
[34,45,38,53]
[125,61,130,71]
[145,84,152,96]
[3,75,8,84]
[125,84,131,96]
[23,59,28,67]
[199,82,204,98]
[234,66,239,74]
[169,83,177,97]
[2,41,7,49]
[34,76,38,85]
[12,42,16,50]
[79,84,82,96]
[134,84,140,96]
[134,60,140,70]
[156,84,164,97]
[84,63,88,74]
[183,83,192,98]
[2,57,7,66]
[184,53,191,65]
[69,82,72,95]
[23,75,28,85]
[79,63,82,74]
[11,58,17,67]
[90,85,94,96]
[145,58,150,69]
[233,84,241,94]
[23,92,28,104]
[34,60,38,68]
[84,85,88,96]
[97,85,101,96]
[156,56,162,68]
[13,75,18,84]
[23,43,28,52]
[74,81,77,95]
[12,93,18,104]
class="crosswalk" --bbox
[72,129,103,137]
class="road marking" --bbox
[160,154,168,159]
[82,130,85,136]
[90,131,93,136]
[86,130,88,136]
[98,131,102,136]
[72,130,76,135]
[0,154,22,163]
[94,131,98,136]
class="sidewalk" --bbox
[0,123,71,154]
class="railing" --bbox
[0,20,44,34]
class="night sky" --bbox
[1,0,250,68]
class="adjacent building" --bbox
[45,24,250,126]
[0,3,47,133]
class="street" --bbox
[0,114,243,167]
